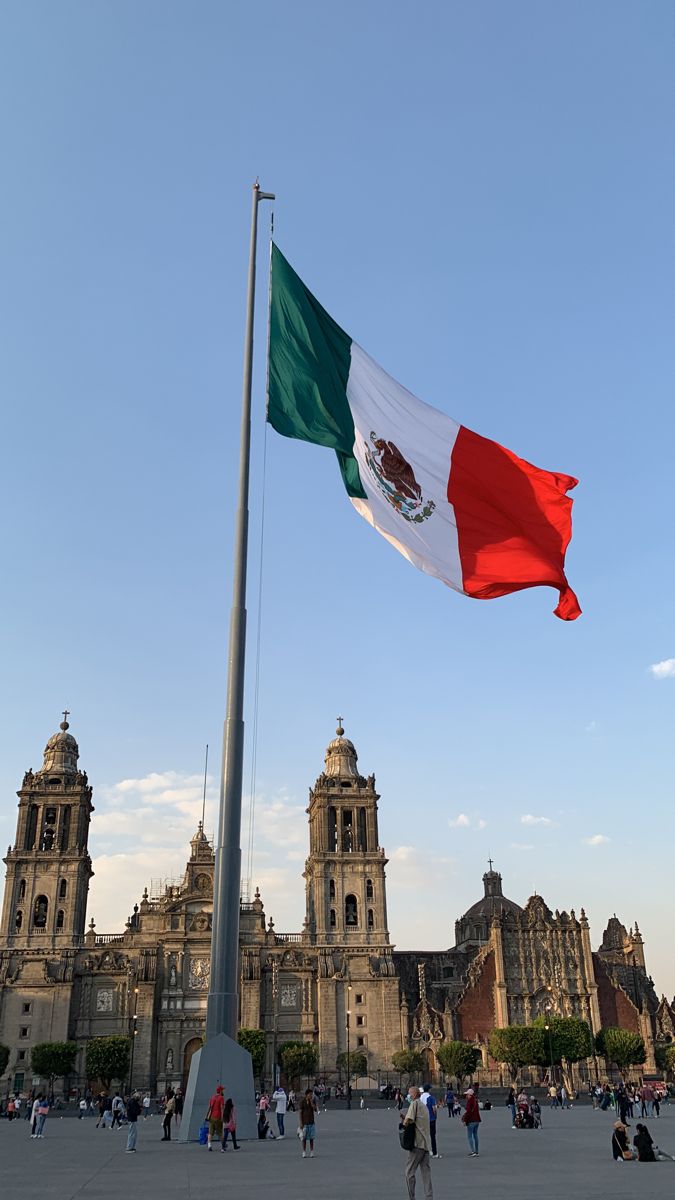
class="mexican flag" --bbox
[267,245,581,621]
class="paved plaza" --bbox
[2,1101,673,1199]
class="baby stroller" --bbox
[514,1097,541,1129]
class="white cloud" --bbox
[583,834,610,846]
[520,814,552,826]
[88,769,309,935]
[510,842,534,851]
[448,813,470,828]
[477,819,488,830]
[649,659,675,680]
[585,720,597,734]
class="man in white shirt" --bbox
[272,1085,288,1138]
[142,1093,151,1119]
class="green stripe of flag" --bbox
[267,244,367,499]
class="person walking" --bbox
[462,1088,481,1157]
[126,1091,142,1153]
[272,1084,287,1138]
[142,1093,151,1120]
[420,1085,440,1158]
[111,1092,125,1129]
[221,1097,240,1151]
[402,1085,433,1200]
[444,1085,455,1117]
[299,1088,317,1159]
[30,1094,42,1137]
[161,1093,175,1141]
[548,1083,558,1109]
[173,1088,183,1128]
[206,1084,225,1151]
[34,1096,50,1139]
[506,1086,517,1127]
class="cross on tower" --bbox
[336,715,344,735]
[488,856,494,872]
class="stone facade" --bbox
[1,718,671,1095]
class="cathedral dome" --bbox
[454,864,522,948]
[38,714,79,778]
[324,721,360,778]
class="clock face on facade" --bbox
[96,988,113,1013]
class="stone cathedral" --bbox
[1,717,671,1096]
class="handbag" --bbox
[399,1100,417,1151]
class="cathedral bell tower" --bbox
[1,714,94,949]
[304,722,390,946]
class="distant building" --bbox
[0,717,669,1095]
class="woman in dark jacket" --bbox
[462,1089,481,1157]
[633,1123,656,1162]
[611,1120,634,1161]
[506,1087,516,1127]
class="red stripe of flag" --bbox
[448,426,581,621]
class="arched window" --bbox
[328,807,337,852]
[18,879,26,901]
[329,880,336,901]
[329,909,336,928]
[33,895,48,928]
[56,909,65,930]
[59,879,67,900]
[366,879,374,900]
[358,808,367,850]
[41,808,57,852]
[15,910,23,931]
[368,909,374,930]
[25,806,38,850]
[59,806,71,852]
[345,894,358,927]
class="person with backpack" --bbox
[401,1085,433,1199]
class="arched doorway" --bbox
[182,1037,203,1091]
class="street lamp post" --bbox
[544,1022,554,1090]
[129,987,139,1092]
[346,984,352,1110]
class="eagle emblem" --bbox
[364,432,435,523]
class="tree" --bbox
[488,1026,545,1082]
[31,1042,77,1090]
[664,1046,675,1075]
[596,1027,646,1073]
[436,1040,482,1088]
[0,1044,9,1078]
[337,1051,368,1080]
[278,1041,319,1086]
[86,1036,131,1089]
[533,1016,594,1091]
[237,1028,266,1079]
[391,1049,425,1083]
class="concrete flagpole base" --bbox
[178,1033,256,1142]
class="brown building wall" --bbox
[594,955,641,1033]
[455,950,496,1042]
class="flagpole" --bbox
[206,181,274,1042]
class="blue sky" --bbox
[1,2,674,997]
